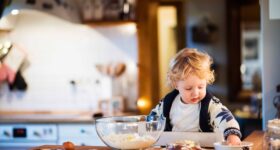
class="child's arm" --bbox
[208,97,242,144]
[226,134,241,145]
[147,100,164,121]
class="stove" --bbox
[0,124,58,149]
[0,112,101,149]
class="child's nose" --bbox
[192,88,199,97]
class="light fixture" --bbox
[11,9,19,15]
[137,98,146,108]
[121,23,137,35]
[137,97,152,114]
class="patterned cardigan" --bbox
[148,89,242,140]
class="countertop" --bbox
[0,110,137,123]
[30,131,264,150]
[30,145,157,150]
[243,130,263,150]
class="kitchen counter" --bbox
[0,110,137,123]
[29,131,264,150]
[30,145,159,150]
[0,111,97,123]
[243,130,263,150]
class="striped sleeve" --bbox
[208,96,242,140]
[147,100,164,121]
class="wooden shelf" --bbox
[83,20,137,27]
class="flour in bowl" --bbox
[103,133,156,149]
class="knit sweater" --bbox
[148,89,242,140]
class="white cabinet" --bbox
[58,124,105,146]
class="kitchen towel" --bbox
[0,63,16,83]
[9,71,27,91]
[3,44,27,75]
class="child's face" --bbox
[176,74,207,104]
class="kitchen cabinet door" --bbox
[58,124,104,146]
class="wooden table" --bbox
[30,145,160,150]
[30,145,111,150]
[244,130,264,150]
[30,131,264,150]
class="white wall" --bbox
[261,0,280,129]
[0,10,138,111]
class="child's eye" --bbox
[198,86,204,89]
[185,88,191,91]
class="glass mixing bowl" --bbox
[95,115,166,149]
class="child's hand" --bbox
[226,134,241,145]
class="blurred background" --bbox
[0,0,280,149]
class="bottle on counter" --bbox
[263,119,280,149]
[120,0,130,20]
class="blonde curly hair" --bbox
[167,48,215,88]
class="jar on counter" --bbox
[263,119,280,149]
